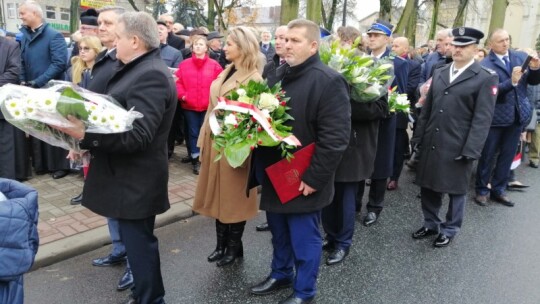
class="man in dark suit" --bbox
[421,29,452,83]
[388,36,421,190]
[249,19,350,304]
[158,13,184,50]
[358,20,409,227]
[475,29,540,207]
[412,27,498,247]
[78,6,135,293]
[56,11,176,304]
[18,1,69,179]
[259,30,276,63]
[0,36,30,181]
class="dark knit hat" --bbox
[80,8,98,26]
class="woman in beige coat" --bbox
[193,27,262,267]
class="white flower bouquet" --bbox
[388,86,411,113]
[320,39,395,102]
[208,80,300,168]
[0,81,143,151]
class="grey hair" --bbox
[438,28,453,38]
[20,1,43,18]
[98,6,126,15]
[118,12,160,50]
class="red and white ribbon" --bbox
[209,97,301,147]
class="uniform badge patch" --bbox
[491,86,498,96]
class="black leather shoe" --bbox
[474,194,488,207]
[181,156,192,163]
[256,222,270,232]
[70,192,83,205]
[490,194,514,207]
[92,254,127,267]
[529,162,539,168]
[250,276,292,295]
[412,227,438,239]
[322,239,334,251]
[433,233,452,247]
[278,293,315,304]
[326,248,349,266]
[52,170,69,179]
[117,268,134,291]
[363,212,378,227]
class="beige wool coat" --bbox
[192,64,262,223]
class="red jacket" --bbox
[175,55,223,112]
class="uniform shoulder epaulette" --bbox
[481,66,497,75]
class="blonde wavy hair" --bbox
[227,26,261,72]
[70,36,102,85]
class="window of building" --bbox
[45,6,56,20]
[7,3,17,19]
[60,8,70,21]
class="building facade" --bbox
[0,0,146,35]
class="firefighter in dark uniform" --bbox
[411,27,498,247]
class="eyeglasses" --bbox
[79,46,92,52]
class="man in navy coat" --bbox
[18,1,69,179]
[358,20,409,227]
[475,29,540,207]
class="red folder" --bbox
[265,143,316,204]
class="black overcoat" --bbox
[81,49,177,219]
[412,62,498,194]
[253,54,351,214]
[335,96,388,182]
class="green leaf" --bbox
[224,140,253,168]
[258,131,279,146]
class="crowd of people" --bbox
[1,1,540,304]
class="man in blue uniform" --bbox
[357,20,409,227]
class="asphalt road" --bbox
[25,165,540,304]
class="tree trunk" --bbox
[395,0,415,36]
[428,0,442,40]
[213,0,228,31]
[453,0,468,27]
[406,0,419,46]
[207,1,216,30]
[307,0,322,24]
[70,0,79,34]
[379,0,392,22]
[488,0,508,34]
[281,0,299,25]
[342,0,347,26]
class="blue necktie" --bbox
[503,55,511,74]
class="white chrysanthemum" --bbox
[4,99,26,120]
[258,93,279,112]
[84,103,99,112]
[110,121,127,132]
[224,113,238,125]
[237,88,247,96]
[88,112,105,126]
[32,91,59,112]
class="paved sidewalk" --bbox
[25,145,197,269]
